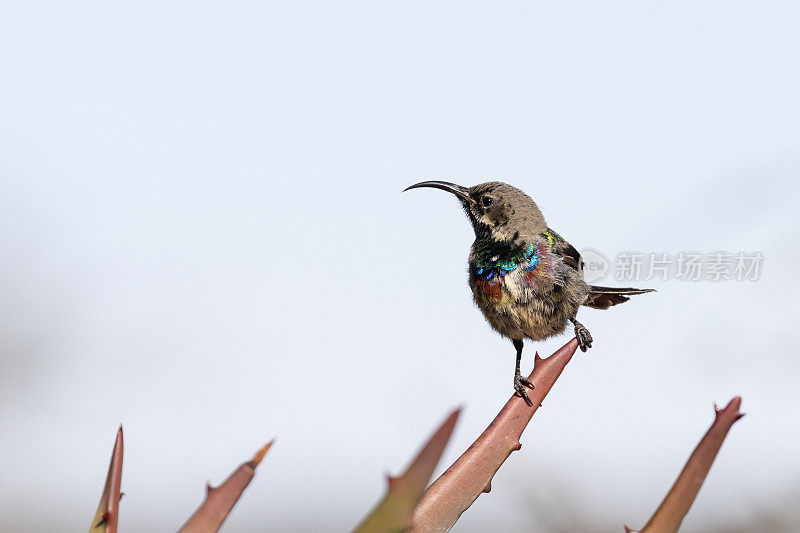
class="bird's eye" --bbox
[481,196,494,207]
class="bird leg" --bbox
[512,339,534,406]
[570,317,593,352]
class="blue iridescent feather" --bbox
[471,242,539,280]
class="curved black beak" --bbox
[403,181,473,203]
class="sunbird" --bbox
[405,181,654,405]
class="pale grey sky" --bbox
[1,2,799,531]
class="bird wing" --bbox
[514,229,579,297]
[541,228,584,275]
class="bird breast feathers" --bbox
[470,241,559,303]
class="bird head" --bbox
[404,180,547,242]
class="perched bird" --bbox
[404,181,654,405]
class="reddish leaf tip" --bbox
[408,339,577,533]
[511,441,522,452]
[715,396,744,421]
[727,395,742,410]
[443,407,462,424]
[482,481,492,493]
[631,395,745,533]
[252,440,274,467]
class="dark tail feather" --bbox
[583,286,655,310]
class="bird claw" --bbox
[514,375,534,406]
[573,320,593,352]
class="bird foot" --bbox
[514,375,534,406]
[572,319,593,352]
